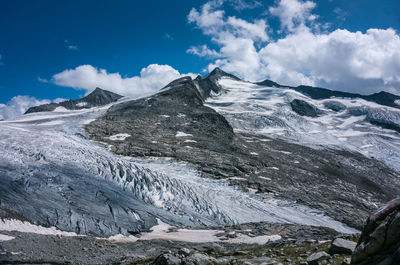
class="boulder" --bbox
[329,238,357,255]
[351,198,400,265]
[183,253,217,265]
[152,253,181,265]
[306,251,331,265]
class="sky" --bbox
[1,0,400,119]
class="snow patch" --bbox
[228,177,247,181]
[108,219,281,244]
[0,219,80,237]
[76,102,88,107]
[0,234,15,241]
[184,139,197,143]
[82,119,96,125]
[53,106,69,112]
[250,152,259,156]
[108,133,130,141]
[247,188,258,194]
[176,131,193,137]
[360,144,374,149]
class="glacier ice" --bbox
[0,101,359,236]
[206,78,400,173]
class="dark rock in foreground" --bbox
[352,198,400,265]
[25,87,123,114]
[306,251,331,265]
[329,238,357,255]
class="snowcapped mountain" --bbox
[206,75,400,173]
[0,68,399,244]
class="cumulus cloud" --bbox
[187,0,400,95]
[51,64,196,98]
[269,0,317,32]
[0,96,51,120]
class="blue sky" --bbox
[1,0,400,119]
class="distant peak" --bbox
[89,87,107,95]
[207,67,240,81]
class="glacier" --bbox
[206,78,400,173]
[0,99,358,236]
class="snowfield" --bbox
[0,101,358,237]
[206,78,400,172]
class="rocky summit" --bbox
[24,87,123,114]
[0,68,399,264]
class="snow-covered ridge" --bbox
[205,77,400,172]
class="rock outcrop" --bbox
[352,198,400,265]
[290,99,320,117]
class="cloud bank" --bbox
[50,64,196,98]
[188,0,400,95]
[0,96,51,120]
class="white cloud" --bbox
[269,0,317,32]
[229,0,262,11]
[187,0,400,95]
[187,45,220,58]
[188,2,268,42]
[51,64,196,98]
[0,96,51,120]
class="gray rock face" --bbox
[25,87,123,114]
[352,198,400,265]
[307,251,331,265]
[290,99,320,117]
[329,238,357,255]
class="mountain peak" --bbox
[207,67,240,81]
[25,88,123,114]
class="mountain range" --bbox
[1,68,399,264]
